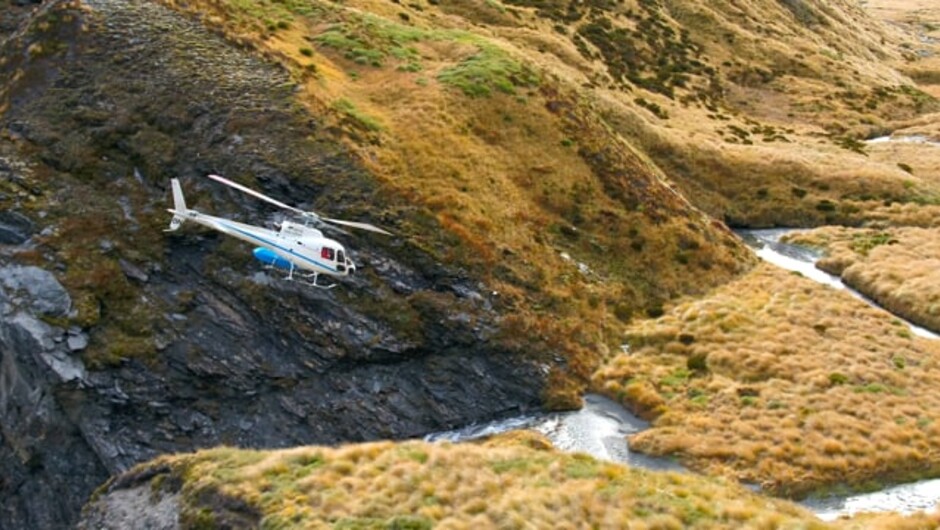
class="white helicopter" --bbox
[166,174,391,288]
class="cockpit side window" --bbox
[321,247,335,260]
[336,249,345,263]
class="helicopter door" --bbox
[336,249,346,273]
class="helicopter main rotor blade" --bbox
[322,217,392,235]
[208,173,391,235]
[207,174,311,218]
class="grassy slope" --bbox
[866,0,940,99]
[92,433,940,529]
[594,264,940,497]
[8,0,932,402]
[154,0,755,405]
[454,0,940,227]
[784,226,940,334]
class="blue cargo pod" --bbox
[253,247,293,270]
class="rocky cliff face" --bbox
[0,1,549,527]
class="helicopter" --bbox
[166,174,391,288]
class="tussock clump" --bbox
[785,226,940,334]
[111,435,839,529]
[861,202,940,228]
[594,264,940,497]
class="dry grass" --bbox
[454,0,940,227]
[594,264,940,498]
[104,432,940,528]
[860,202,940,228]
[834,511,940,530]
[155,0,756,405]
[867,0,940,95]
[123,433,841,529]
[138,0,940,414]
[784,226,940,333]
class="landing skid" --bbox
[303,272,337,289]
[280,263,336,289]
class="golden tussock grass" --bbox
[144,0,940,416]
[785,226,940,334]
[834,511,940,530]
[860,202,940,228]
[154,0,757,404]
[496,0,940,227]
[594,264,940,497]
[126,432,845,529]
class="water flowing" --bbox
[740,228,938,340]
[427,393,685,473]
[866,135,940,147]
[428,230,940,520]
[740,228,940,518]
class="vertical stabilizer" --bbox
[166,178,187,231]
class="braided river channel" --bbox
[428,229,940,521]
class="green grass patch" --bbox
[857,383,883,393]
[829,372,848,386]
[216,0,322,31]
[332,516,433,530]
[849,231,896,256]
[490,457,536,474]
[437,42,537,97]
[332,98,384,132]
[564,454,601,479]
[660,368,691,387]
[310,13,537,97]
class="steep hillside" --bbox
[171,0,940,228]
[156,0,758,377]
[867,0,940,99]
[0,0,751,527]
[467,0,940,227]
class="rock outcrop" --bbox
[0,1,547,527]
[0,264,101,529]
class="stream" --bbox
[740,229,940,519]
[427,393,685,473]
[740,229,939,340]
[427,229,940,520]
[866,135,940,147]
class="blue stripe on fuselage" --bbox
[217,221,337,273]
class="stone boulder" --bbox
[0,265,71,317]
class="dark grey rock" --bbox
[0,211,33,245]
[119,259,149,283]
[0,266,71,317]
